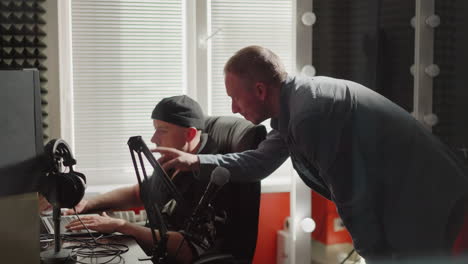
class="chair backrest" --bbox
[204,116,266,261]
[205,116,267,154]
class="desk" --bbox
[41,234,152,263]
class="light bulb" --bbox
[300,217,316,233]
[425,64,440,77]
[423,113,438,127]
[301,12,316,26]
[301,65,316,77]
[425,14,440,28]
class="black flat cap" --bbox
[151,95,205,130]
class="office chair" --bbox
[192,116,266,264]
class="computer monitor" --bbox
[0,69,43,263]
[0,69,44,197]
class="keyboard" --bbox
[41,214,100,235]
[41,211,148,236]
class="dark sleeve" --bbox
[198,130,289,182]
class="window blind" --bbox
[209,0,294,181]
[209,0,294,116]
[71,0,184,185]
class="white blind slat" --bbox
[209,0,294,179]
[71,0,184,185]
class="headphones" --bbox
[39,139,86,209]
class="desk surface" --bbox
[41,234,152,263]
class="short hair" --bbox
[224,45,288,86]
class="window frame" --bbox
[57,0,311,193]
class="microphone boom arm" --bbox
[127,136,185,263]
[127,136,184,204]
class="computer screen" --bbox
[0,69,44,197]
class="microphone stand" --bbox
[182,167,230,251]
[127,136,185,264]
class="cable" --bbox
[40,233,53,250]
[339,249,355,264]
[69,243,128,264]
[73,208,98,243]
[62,208,130,264]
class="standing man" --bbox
[155,46,468,261]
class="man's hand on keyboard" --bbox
[65,212,125,234]
[63,200,89,215]
[38,195,52,215]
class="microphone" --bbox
[182,166,230,249]
[191,166,230,219]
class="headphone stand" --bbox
[40,206,74,264]
[39,139,85,264]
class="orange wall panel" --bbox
[253,192,290,264]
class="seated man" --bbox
[65,95,242,264]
